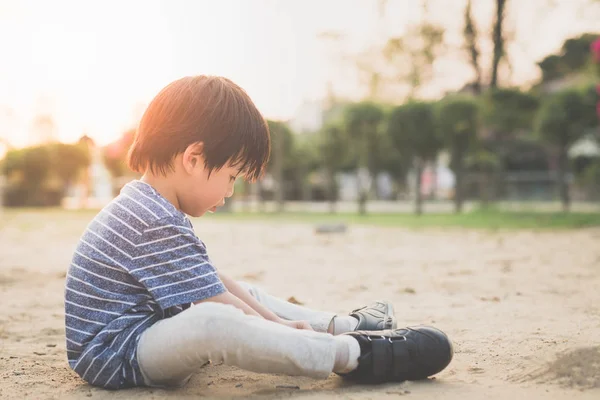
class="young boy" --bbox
[64,75,453,390]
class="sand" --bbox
[1,209,600,399]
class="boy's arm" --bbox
[196,274,313,330]
[215,272,282,323]
[193,290,263,318]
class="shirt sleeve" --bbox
[128,216,226,310]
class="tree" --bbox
[383,20,445,100]
[463,0,482,95]
[319,122,349,212]
[51,142,91,185]
[483,88,539,137]
[2,143,90,206]
[466,149,501,208]
[377,133,412,200]
[535,88,591,212]
[103,129,136,178]
[537,33,600,83]
[387,102,440,215]
[292,134,320,202]
[266,120,294,212]
[490,0,507,88]
[343,102,385,215]
[436,96,479,213]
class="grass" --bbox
[2,207,600,230]
[203,208,600,230]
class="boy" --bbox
[64,75,453,390]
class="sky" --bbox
[0,0,598,149]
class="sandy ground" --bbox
[1,210,600,400]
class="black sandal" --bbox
[349,301,397,331]
[338,326,453,383]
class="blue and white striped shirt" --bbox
[64,180,226,389]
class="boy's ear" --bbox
[182,142,205,174]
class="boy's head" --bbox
[127,75,270,217]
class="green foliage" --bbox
[466,149,501,173]
[538,55,564,82]
[51,142,91,183]
[2,143,90,207]
[387,101,439,214]
[483,88,539,135]
[581,161,600,194]
[344,102,385,136]
[293,134,321,174]
[387,101,440,161]
[583,159,600,180]
[436,96,479,168]
[342,101,385,213]
[319,122,349,172]
[266,119,299,183]
[561,34,598,70]
[535,88,590,147]
[436,96,480,212]
[103,129,135,177]
[343,101,385,172]
[374,131,411,183]
[537,33,600,82]
[534,87,594,211]
[581,83,600,128]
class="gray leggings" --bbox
[136,281,337,387]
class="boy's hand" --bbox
[278,319,314,331]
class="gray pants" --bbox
[137,281,338,387]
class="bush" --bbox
[2,143,90,207]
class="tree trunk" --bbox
[242,181,251,212]
[430,160,438,201]
[490,0,506,89]
[358,191,368,215]
[454,160,464,214]
[357,167,370,216]
[415,158,424,215]
[327,168,337,214]
[395,176,406,200]
[256,181,265,213]
[357,131,371,215]
[557,149,570,212]
[301,166,311,203]
[274,129,285,213]
[464,0,482,94]
[479,172,491,209]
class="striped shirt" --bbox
[64,180,226,389]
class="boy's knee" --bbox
[189,301,244,321]
[236,281,256,296]
[182,302,247,343]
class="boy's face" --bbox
[177,148,241,217]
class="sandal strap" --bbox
[371,336,391,379]
[370,335,411,380]
[391,337,410,379]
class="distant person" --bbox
[63,76,453,389]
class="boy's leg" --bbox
[237,281,336,332]
[136,302,359,387]
[237,281,396,334]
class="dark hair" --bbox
[128,75,270,181]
